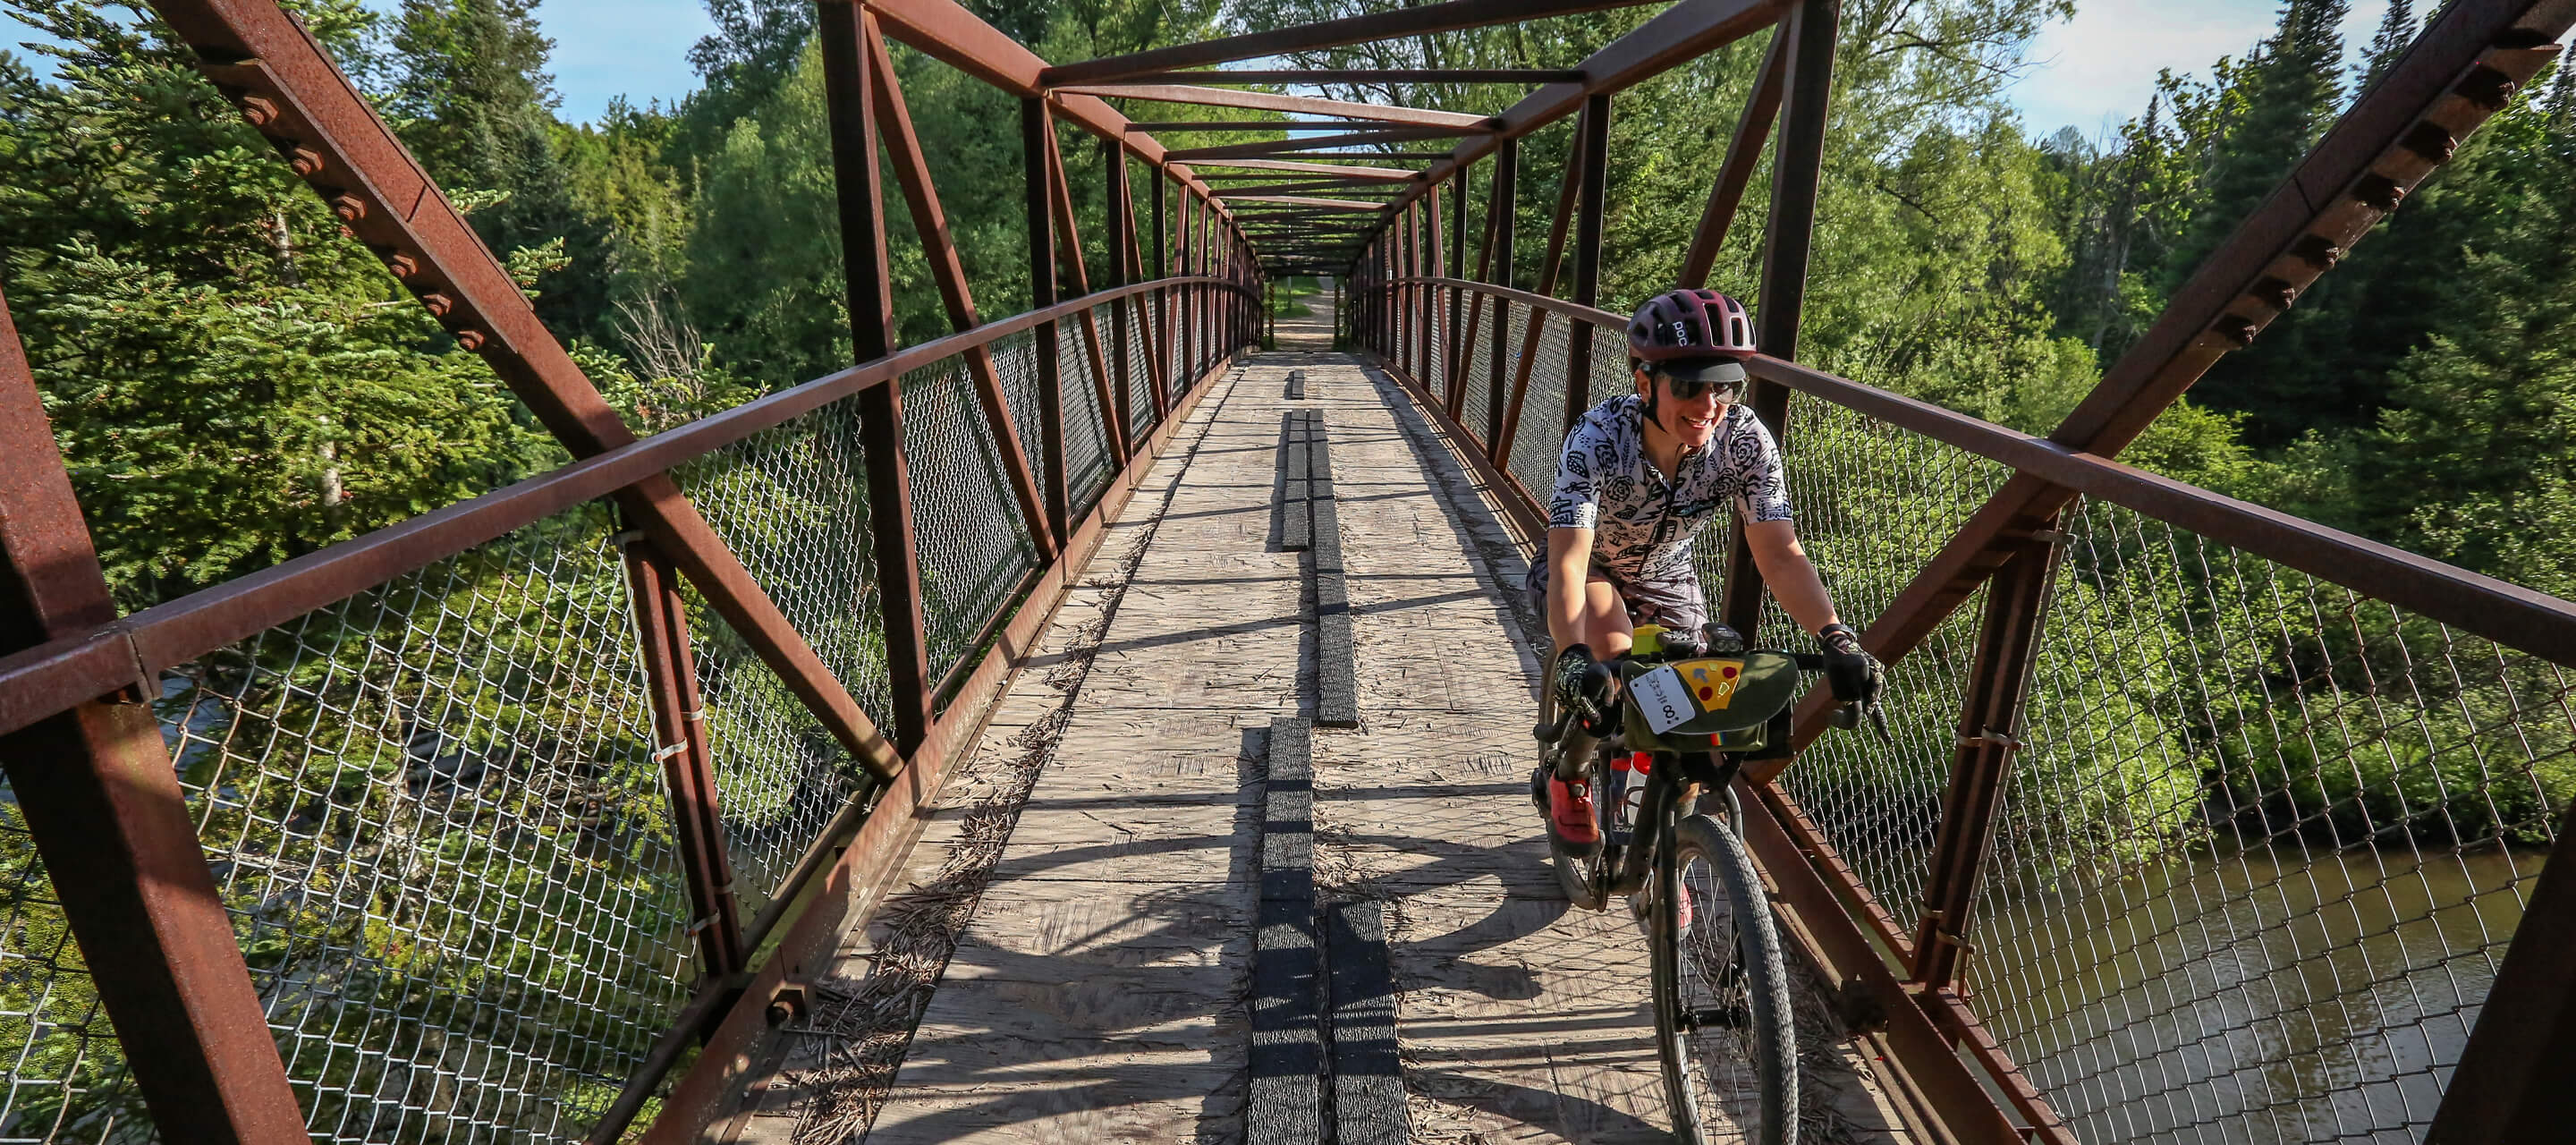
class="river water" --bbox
[1958,844,2538,1145]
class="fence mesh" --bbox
[1121,301,1154,441]
[1501,308,1572,508]
[161,502,693,1143]
[1459,298,1496,448]
[0,794,145,1142]
[1059,311,1115,517]
[1970,500,2574,1145]
[677,400,892,723]
[899,355,1042,685]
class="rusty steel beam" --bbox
[623,539,746,977]
[1677,22,1788,288]
[0,284,309,1142]
[1445,162,1470,413]
[155,0,903,778]
[821,0,935,756]
[1042,0,1663,86]
[1563,92,1612,430]
[1719,0,1835,640]
[1023,98,1072,544]
[1107,68,1590,86]
[1256,150,1457,162]
[1221,181,1407,197]
[1487,138,1517,448]
[2428,795,2576,1141]
[1119,153,1173,421]
[866,20,1057,564]
[1043,123,1133,462]
[1453,161,1499,421]
[1377,0,1789,220]
[1225,194,1393,210]
[1105,137,1137,437]
[1127,118,1444,131]
[1189,157,1423,180]
[1908,532,2058,991]
[1057,83,1491,128]
[859,0,1240,219]
[1495,107,1593,470]
[1170,126,1475,158]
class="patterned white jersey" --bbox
[1544,395,1793,582]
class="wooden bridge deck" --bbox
[707,301,1919,1144]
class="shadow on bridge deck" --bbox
[704,293,1915,1144]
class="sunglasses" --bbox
[1658,373,1742,403]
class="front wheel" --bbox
[1652,812,1796,1144]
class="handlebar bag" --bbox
[1618,651,1802,755]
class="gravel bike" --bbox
[1530,623,1883,1145]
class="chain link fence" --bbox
[1388,281,2576,1145]
[161,504,693,1142]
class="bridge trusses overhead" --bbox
[4,0,2576,1142]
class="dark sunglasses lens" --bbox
[1666,376,1736,401]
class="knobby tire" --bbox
[1654,810,1797,1145]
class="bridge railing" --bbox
[0,276,1257,1143]
[1358,276,2576,1144]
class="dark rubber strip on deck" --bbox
[1280,410,1312,552]
[1250,717,1322,1145]
[1287,369,1307,401]
[1307,413,1359,728]
[1326,899,1407,1144]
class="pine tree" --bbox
[2354,0,2414,97]
[2174,0,2351,445]
[387,0,616,342]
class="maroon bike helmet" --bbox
[1628,289,1757,364]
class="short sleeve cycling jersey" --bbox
[1544,395,1792,582]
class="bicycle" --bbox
[1528,622,1885,1145]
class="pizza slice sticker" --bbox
[1683,659,1746,710]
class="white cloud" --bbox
[2004,0,2396,140]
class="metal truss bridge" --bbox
[0,0,2572,1141]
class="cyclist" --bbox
[1527,288,1883,857]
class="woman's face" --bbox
[1635,369,1729,450]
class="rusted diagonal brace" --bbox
[622,537,745,976]
[1760,0,2574,770]
[156,0,901,778]
[1122,160,1172,422]
[1493,105,1593,471]
[1676,21,1788,289]
[1450,191,1499,424]
[0,285,308,1142]
[1910,529,2059,991]
[1043,113,1132,461]
[863,19,1056,564]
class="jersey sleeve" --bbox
[1729,411,1793,523]
[1546,421,1605,530]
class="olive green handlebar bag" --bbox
[1617,651,1802,755]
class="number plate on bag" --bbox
[1630,659,1750,734]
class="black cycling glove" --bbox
[1818,623,1885,706]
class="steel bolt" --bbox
[287,147,325,177]
[453,329,486,352]
[2402,123,2458,165]
[419,293,453,318]
[2215,316,2258,348]
[328,192,367,222]
[2454,66,2518,112]
[238,95,278,126]
[2291,235,2343,271]
[2353,174,2405,212]
[383,251,419,279]
[2251,276,2298,310]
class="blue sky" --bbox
[4,0,2392,134]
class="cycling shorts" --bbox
[1522,558,1708,635]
